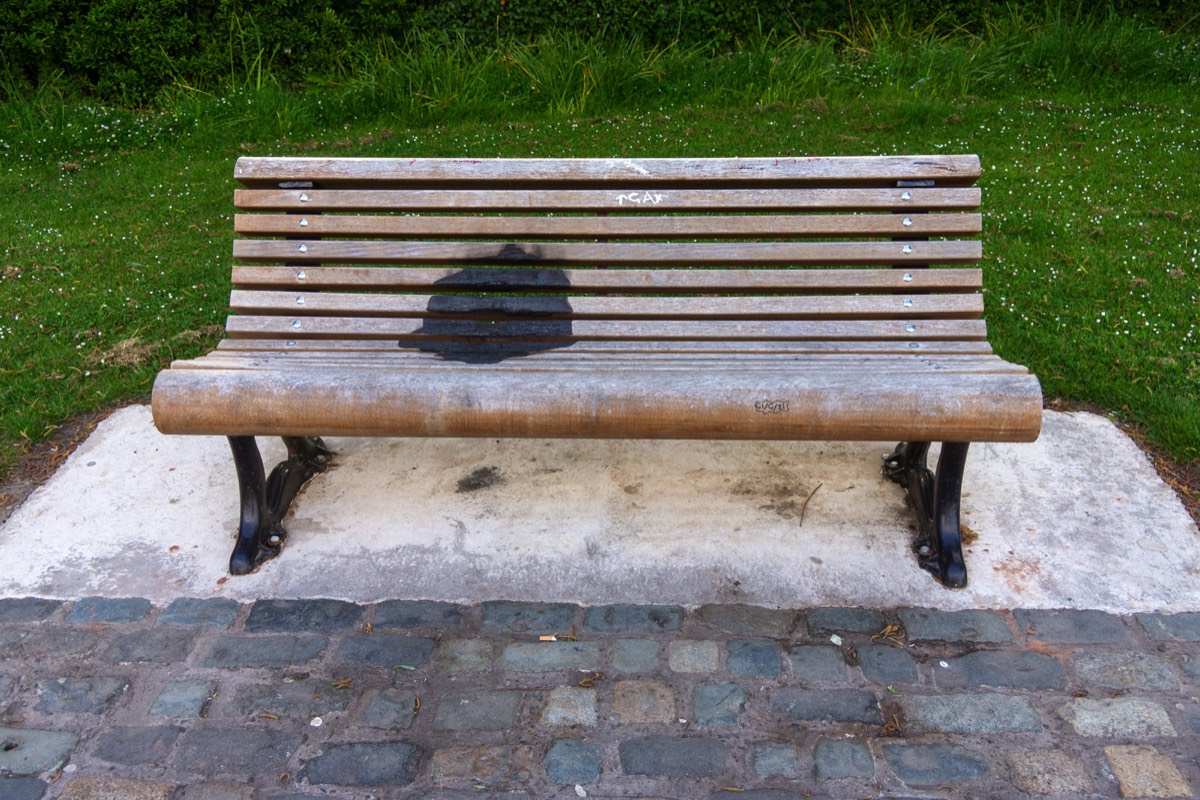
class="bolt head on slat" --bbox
[901,192,912,201]
[297,271,306,280]
[903,273,913,282]
[902,245,913,254]
[293,320,302,328]
[903,299,914,307]
[297,296,305,304]
[298,244,308,253]
[299,193,310,202]
[903,217,913,227]
[300,218,309,227]
[906,324,917,332]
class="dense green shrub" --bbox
[0,0,1193,105]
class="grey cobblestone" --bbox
[668,639,719,673]
[693,683,746,726]
[435,639,493,672]
[856,644,918,684]
[374,599,464,629]
[244,598,363,632]
[728,641,782,677]
[93,726,181,765]
[901,693,1042,733]
[150,681,215,719]
[788,645,847,682]
[1070,650,1180,691]
[234,680,351,719]
[197,634,328,668]
[544,738,602,784]
[0,598,61,623]
[0,726,78,775]
[0,777,48,800]
[36,677,129,714]
[771,687,881,724]
[482,601,575,632]
[1138,611,1200,641]
[175,729,302,775]
[158,598,240,628]
[540,687,596,727]
[806,607,885,635]
[1014,608,1133,644]
[502,641,599,672]
[813,736,874,780]
[934,649,1066,689]
[334,633,435,667]
[66,596,151,623]
[619,735,729,777]
[881,743,989,785]
[695,604,795,638]
[4,596,1197,798]
[102,628,197,663]
[302,741,422,786]
[434,690,522,730]
[612,638,659,673]
[752,741,801,778]
[1058,696,1177,738]
[584,604,684,633]
[360,688,418,729]
[899,608,1013,643]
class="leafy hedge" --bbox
[1,0,1192,106]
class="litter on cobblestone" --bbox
[830,634,843,646]
[575,785,587,798]
[310,716,322,727]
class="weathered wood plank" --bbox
[152,366,1041,442]
[233,212,984,240]
[225,315,988,341]
[232,239,981,266]
[229,290,984,320]
[213,338,998,355]
[233,155,982,188]
[231,266,984,293]
[233,187,981,213]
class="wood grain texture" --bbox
[152,365,1041,441]
[152,155,1042,444]
[232,239,982,266]
[233,212,984,239]
[231,266,984,293]
[234,187,981,212]
[233,155,982,187]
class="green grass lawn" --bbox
[1,22,1198,492]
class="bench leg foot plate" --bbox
[227,436,332,575]
[883,441,970,588]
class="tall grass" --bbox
[1,8,1198,480]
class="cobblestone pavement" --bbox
[1,597,1199,799]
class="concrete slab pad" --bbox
[0,406,1195,612]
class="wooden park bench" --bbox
[151,155,1042,588]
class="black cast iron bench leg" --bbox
[227,435,332,575]
[883,441,970,588]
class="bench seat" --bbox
[151,154,1042,588]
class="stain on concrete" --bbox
[457,467,503,493]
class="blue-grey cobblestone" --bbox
[1014,609,1132,644]
[899,608,1013,643]
[159,598,240,628]
[66,597,151,624]
[585,604,683,633]
[728,641,782,677]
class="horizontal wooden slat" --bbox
[175,352,1030,377]
[233,239,981,267]
[225,315,988,341]
[233,187,981,213]
[152,366,1042,442]
[215,338,998,356]
[232,266,984,294]
[229,290,984,321]
[233,212,983,240]
[234,155,982,189]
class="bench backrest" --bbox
[229,156,986,359]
